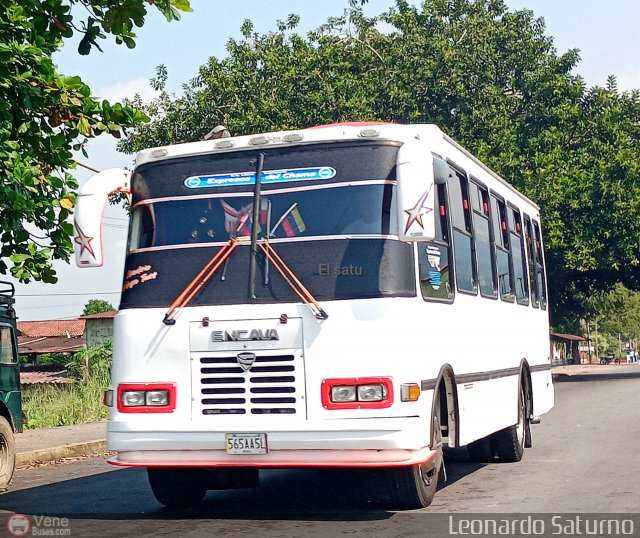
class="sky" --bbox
[7,0,640,321]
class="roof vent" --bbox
[358,128,380,138]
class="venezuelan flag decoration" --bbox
[281,206,306,237]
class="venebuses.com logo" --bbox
[7,514,30,537]
[7,514,71,536]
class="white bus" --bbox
[74,122,554,509]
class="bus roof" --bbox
[134,123,539,210]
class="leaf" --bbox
[59,197,74,210]
[78,34,92,56]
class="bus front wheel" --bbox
[147,467,207,508]
[386,410,444,509]
[0,415,15,491]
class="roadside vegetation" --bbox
[579,284,640,361]
[22,340,112,429]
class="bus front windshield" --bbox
[129,183,397,251]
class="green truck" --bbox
[0,281,22,490]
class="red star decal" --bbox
[74,224,96,259]
[404,186,433,234]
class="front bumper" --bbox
[108,446,437,468]
[106,419,434,468]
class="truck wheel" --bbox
[147,468,207,508]
[494,384,526,463]
[0,415,15,491]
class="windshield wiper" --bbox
[259,240,328,320]
[163,238,239,325]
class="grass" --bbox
[22,340,112,430]
[22,378,108,429]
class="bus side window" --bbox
[419,183,454,302]
[508,205,529,305]
[490,194,514,302]
[128,205,155,251]
[470,180,497,299]
[448,165,477,294]
[533,220,547,310]
[523,215,539,308]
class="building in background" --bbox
[80,310,116,348]
[17,319,85,363]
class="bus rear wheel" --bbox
[386,411,443,509]
[0,415,15,491]
[494,384,526,463]
[147,468,207,508]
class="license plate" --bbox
[225,433,268,455]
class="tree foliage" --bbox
[67,338,111,383]
[0,0,190,284]
[119,0,640,327]
[581,283,640,359]
[82,298,114,316]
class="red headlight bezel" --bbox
[321,377,393,410]
[117,383,176,413]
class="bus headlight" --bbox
[357,384,387,402]
[331,385,357,402]
[122,391,146,407]
[322,377,393,409]
[117,383,176,413]
[146,390,169,406]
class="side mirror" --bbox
[396,142,437,242]
[74,168,131,268]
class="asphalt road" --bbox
[1,367,639,537]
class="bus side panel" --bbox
[531,369,554,417]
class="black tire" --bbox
[0,415,15,491]
[494,384,526,463]
[386,404,444,509]
[147,468,207,508]
[467,435,496,463]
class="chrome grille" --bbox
[198,354,302,416]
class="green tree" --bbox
[580,283,640,361]
[0,0,191,284]
[82,298,115,316]
[119,0,640,327]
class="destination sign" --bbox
[184,166,336,189]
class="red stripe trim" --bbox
[107,447,437,469]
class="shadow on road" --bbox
[0,452,485,521]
